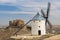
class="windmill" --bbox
[13,2,52,35]
[41,2,52,33]
[5,2,52,35]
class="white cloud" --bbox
[0,11,37,14]
[0,0,17,3]
[0,0,60,12]
[0,0,60,25]
[0,0,9,2]
[9,11,36,14]
[0,0,59,15]
[0,0,60,15]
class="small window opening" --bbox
[39,26,40,28]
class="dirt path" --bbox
[44,34,60,40]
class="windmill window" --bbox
[39,26,40,28]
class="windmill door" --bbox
[38,30,41,35]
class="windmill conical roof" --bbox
[32,12,45,21]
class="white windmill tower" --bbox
[29,2,52,35]
[30,12,46,35]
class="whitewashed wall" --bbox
[30,20,46,35]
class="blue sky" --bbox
[0,0,60,26]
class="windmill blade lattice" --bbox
[41,2,53,33]
[41,9,45,18]
[46,2,50,18]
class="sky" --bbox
[0,0,60,27]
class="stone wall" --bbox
[9,19,24,27]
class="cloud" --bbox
[0,0,60,17]
[0,0,60,25]
[0,11,37,14]
[0,0,17,3]
[0,0,60,12]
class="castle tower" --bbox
[30,13,46,35]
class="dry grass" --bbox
[43,34,60,40]
[0,25,60,40]
[9,34,55,40]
